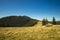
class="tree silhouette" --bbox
[42,18,46,25]
[52,17,56,25]
[46,18,48,25]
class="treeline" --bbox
[0,16,38,27]
[42,17,60,25]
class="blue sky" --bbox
[0,0,60,21]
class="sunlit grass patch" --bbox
[0,22,60,40]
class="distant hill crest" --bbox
[0,16,38,27]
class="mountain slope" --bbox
[0,16,38,27]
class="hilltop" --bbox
[0,16,38,27]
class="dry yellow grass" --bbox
[0,21,60,40]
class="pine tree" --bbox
[52,17,56,25]
[42,18,46,25]
[46,18,48,25]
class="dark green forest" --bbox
[0,16,38,27]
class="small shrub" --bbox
[46,23,53,27]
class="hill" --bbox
[56,21,60,25]
[48,21,60,25]
[0,16,38,27]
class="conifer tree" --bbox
[46,18,48,25]
[52,17,56,25]
[42,18,46,25]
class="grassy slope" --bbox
[0,21,60,40]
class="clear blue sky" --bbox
[0,0,60,21]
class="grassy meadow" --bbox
[0,22,60,40]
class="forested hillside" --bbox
[0,16,38,27]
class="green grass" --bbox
[0,22,60,40]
